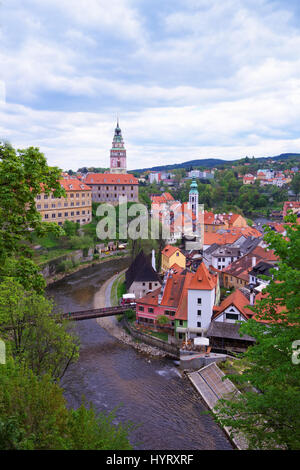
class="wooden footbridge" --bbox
[1,306,135,331]
[61,305,134,322]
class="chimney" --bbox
[252,256,256,267]
[152,249,156,271]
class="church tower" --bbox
[189,180,199,223]
[110,120,127,174]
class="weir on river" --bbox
[47,258,232,450]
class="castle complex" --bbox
[85,121,139,205]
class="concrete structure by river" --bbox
[47,258,232,450]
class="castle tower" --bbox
[188,180,199,222]
[110,120,127,174]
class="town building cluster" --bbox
[242,167,297,187]
[35,121,139,224]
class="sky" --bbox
[1,0,300,171]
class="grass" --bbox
[110,273,126,307]
[147,330,168,341]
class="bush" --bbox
[57,259,73,273]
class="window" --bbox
[44,214,49,219]
[37,204,41,209]
[52,203,56,208]
[58,213,62,218]
[197,321,201,328]
[179,320,184,326]
[197,310,201,316]
[148,308,154,313]
[197,298,202,304]
[226,313,239,320]
[70,193,74,198]
[65,212,68,216]
[36,195,41,200]
[139,306,144,312]
[76,193,79,198]
[52,213,56,218]
[76,211,80,215]
[71,212,74,216]
[44,195,48,200]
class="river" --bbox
[47,259,232,450]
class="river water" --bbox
[47,259,232,450]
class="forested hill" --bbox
[133,153,300,173]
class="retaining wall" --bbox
[122,318,180,358]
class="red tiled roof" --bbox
[151,192,174,205]
[137,287,161,307]
[175,272,194,321]
[223,246,278,281]
[59,178,91,191]
[212,289,250,320]
[283,201,300,216]
[161,272,187,307]
[85,173,138,185]
[188,262,218,290]
[161,245,181,258]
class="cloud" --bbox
[1,0,300,168]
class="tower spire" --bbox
[110,120,127,174]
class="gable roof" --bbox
[125,251,161,289]
[223,246,278,281]
[85,173,138,185]
[188,262,218,290]
[212,289,250,320]
[161,245,182,258]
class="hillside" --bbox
[133,153,300,173]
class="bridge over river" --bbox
[62,305,131,321]
[46,257,232,450]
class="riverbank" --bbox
[45,253,130,285]
[95,271,172,359]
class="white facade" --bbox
[211,254,239,270]
[214,305,246,323]
[187,288,216,334]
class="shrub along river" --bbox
[47,258,232,450]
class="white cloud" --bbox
[1,0,300,168]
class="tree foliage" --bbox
[0,278,79,380]
[0,143,65,291]
[0,359,133,450]
[215,214,300,449]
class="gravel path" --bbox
[95,270,168,357]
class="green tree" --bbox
[0,143,65,291]
[63,220,80,237]
[291,173,300,200]
[215,214,300,449]
[0,359,132,450]
[0,278,79,380]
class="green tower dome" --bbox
[189,180,198,194]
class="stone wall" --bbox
[40,248,94,278]
[123,317,180,358]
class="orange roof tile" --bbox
[85,173,138,185]
[161,245,181,258]
[59,178,91,191]
[212,289,250,320]
[188,262,218,290]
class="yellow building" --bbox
[36,178,92,226]
[161,245,186,272]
